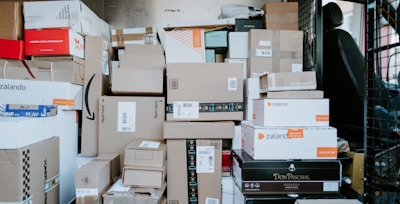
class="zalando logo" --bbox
[267,101,289,107]
[257,129,304,140]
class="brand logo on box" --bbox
[0,83,27,90]
[267,101,289,107]
[74,38,84,51]
[258,128,304,140]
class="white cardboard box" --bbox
[23,0,110,40]
[242,123,338,160]
[253,98,330,127]
[164,30,205,63]
[227,32,248,59]
[259,71,317,92]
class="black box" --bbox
[234,18,264,32]
[232,149,342,195]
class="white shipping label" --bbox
[196,146,215,173]
[292,64,303,72]
[323,181,339,192]
[139,140,160,149]
[76,188,99,197]
[228,77,238,91]
[255,49,272,57]
[173,101,199,119]
[259,40,272,47]
[117,102,136,132]
[102,50,109,75]
[205,197,220,204]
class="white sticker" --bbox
[102,50,109,75]
[76,188,99,197]
[205,197,219,204]
[228,78,237,91]
[173,101,199,119]
[117,102,136,132]
[259,40,271,47]
[255,49,272,57]
[139,140,160,149]
[291,64,303,72]
[196,146,215,173]
[323,181,339,192]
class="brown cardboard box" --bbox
[119,54,165,69]
[167,139,222,204]
[124,139,166,168]
[163,121,234,139]
[166,63,243,121]
[111,27,158,47]
[98,96,165,164]
[0,136,59,204]
[0,1,23,40]
[248,29,303,77]
[122,165,166,188]
[81,36,113,156]
[94,154,121,184]
[124,44,164,55]
[343,151,364,195]
[111,68,164,95]
[75,160,111,204]
[262,2,299,30]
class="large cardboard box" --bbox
[166,63,243,121]
[164,30,206,63]
[262,2,299,30]
[163,121,235,139]
[98,96,165,162]
[0,137,59,204]
[111,68,164,95]
[0,57,85,85]
[259,71,317,92]
[253,98,330,127]
[111,27,158,47]
[0,1,23,40]
[124,44,164,55]
[124,139,166,168]
[94,154,121,184]
[167,139,222,204]
[242,123,338,160]
[23,0,110,40]
[81,36,112,156]
[122,165,166,188]
[24,29,85,58]
[75,160,111,204]
[343,151,364,195]
[248,29,303,77]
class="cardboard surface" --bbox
[111,27,158,47]
[163,121,235,139]
[111,68,164,95]
[259,71,317,92]
[122,165,166,188]
[0,1,23,40]
[94,154,121,184]
[124,44,164,55]
[227,32,248,59]
[262,2,299,30]
[124,139,166,168]
[343,151,364,195]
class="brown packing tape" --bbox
[272,30,280,73]
[112,33,147,47]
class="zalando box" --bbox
[24,29,85,58]
[124,139,166,168]
[98,96,165,165]
[0,136,60,204]
[23,0,110,40]
[166,63,243,121]
[253,99,330,127]
[164,30,205,63]
[242,123,338,160]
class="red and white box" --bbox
[0,39,24,60]
[24,29,84,58]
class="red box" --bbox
[222,150,231,175]
[24,29,85,58]
[0,38,24,60]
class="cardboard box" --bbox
[111,27,158,47]
[163,121,235,139]
[122,165,166,188]
[124,44,164,55]
[0,39,24,60]
[94,154,121,184]
[166,63,243,121]
[0,104,57,117]
[119,54,165,69]
[205,30,228,48]
[111,68,164,95]
[262,2,299,30]
[248,29,303,77]
[0,137,59,204]
[0,1,23,40]
[253,98,330,127]
[225,58,247,79]
[23,0,110,40]
[0,79,82,110]
[124,139,166,168]
[295,199,362,204]
[244,78,260,121]
[227,32,248,59]
[343,151,364,195]
[164,30,206,63]
[167,139,222,204]
[234,18,264,32]
[242,123,338,160]
[75,160,111,204]
[80,36,112,156]
[259,71,317,92]
[261,90,324,99]
[24,29,85,58]
[98,96,165,162]
[102,179,167,204]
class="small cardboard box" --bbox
[75,160,111,204]
[163,121,235,139]
[124,139,166,168]
[94,154,121,184]
[111,27,158,47]
[242,123,338,160]
[259,71,317,92]
[343,151,364,195]
[124,44,164,55]
[234,18,264,32]
[119,54,165,69]
[262,2,299,30]
[24,29,85,58]
[227,32,248,59]
[111,68,164,95]
[167,139,222,204]
[166,63,243,121]
[122,165,166,188]
[0,137,60,204]
[0,1,23,40]
[164,30,205,63]
[248,29,303,77]
[0,39,24,60]
[253,98,330,127]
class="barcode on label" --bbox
[168,200,179,204]
[206,198,219,204]
[255,49,272,57]
[228,78,237,91]
[122,112,127,124]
